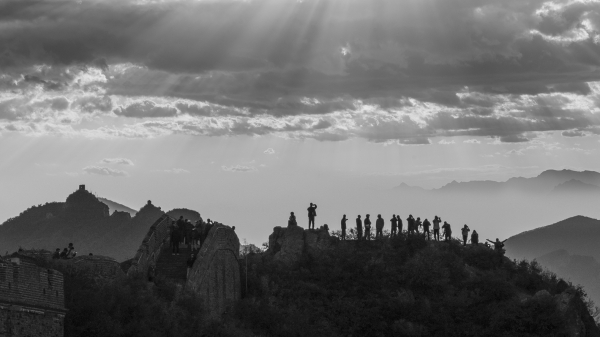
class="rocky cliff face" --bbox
[268,224,334,264]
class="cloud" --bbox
[82,166,128,177]
[438,139,455,145]
[2,0,600,143]
[114,101,178,118]
[100,158,134,166]
[264,148,275,155]
[464,139,481,144]
[153,168,190,174]
[562,130,586,137]
[499,135,530,143]
[222,165,257,173]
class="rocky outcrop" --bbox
[187,224,240,318]
[268,224,333,264]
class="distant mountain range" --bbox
[0,186,199,262]
[394,169,600,195]
[98,197,138,216]
[506,215,600,310]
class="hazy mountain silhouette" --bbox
[504,216,600,262]
[435,169,600,194]
[0,186,168,261]
[393,182,427,193]
[505,216,600,307]
[551,179,600,195]
[98,197,137,216]
[536,249,600,309]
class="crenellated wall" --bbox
[126,214,175,277]
[0,255,66,337]
[186,224,240,317]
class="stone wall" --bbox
[0,256,66,337]
[0,306,64,337]
[0,256,65,311]
[187,224,240,318]
[126,214,174,276]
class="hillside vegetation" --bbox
[231,234,600,336]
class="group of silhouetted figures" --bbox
[168,215,236,278]
[289,203,508,255]
[51,243,77,259]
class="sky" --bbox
[2,0,600,245]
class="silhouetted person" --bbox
[356,215,363,240]
[397,215,403,233]
[67,243,75,258]
[471,230,479,245]
[423,218,431,240]
[186,253,196,278]
[375,214,384,239]
[461,225,470,246]
[487,238,507,254]
[390,214,398,237]
[191,228,199,250]
[288,212,297,227]
[415,217,422,234]
[341,215,347,240]
[364,214,372,240]
[52,248,60,259]
[170,222,182,255]
[177,216,185,230]
[184,220,194,248]
[307,203,318,230]
[442,221,452,242]
[407,215,415,234]
[433,216,441,241]
[59,248,69,259]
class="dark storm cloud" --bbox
[2,0,600,141]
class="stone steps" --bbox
[155,245,193,283]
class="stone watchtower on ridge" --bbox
[0,255,67,337]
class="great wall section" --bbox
[1,209,241,336]
[125,214,241,318]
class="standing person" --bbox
[433,216,441,241]
[407,215,415,234]
[442,221,452,242]
[186,253,196,278]
[307,203,318,230]
[471,230,479,245]
[67,243,76,258]
[170,222,182,255]
[356,215,363,240]
[185,220,194,249]
[422,218,431,240]
[461,225,470,246]
[364,215,372,240]
[390,214,398,237]
[191,227,199,251]
[486,238,507,254]
[415,217,422,234]
[397,215,403,233]
[341,215,348,240]
[375,214,384,239]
